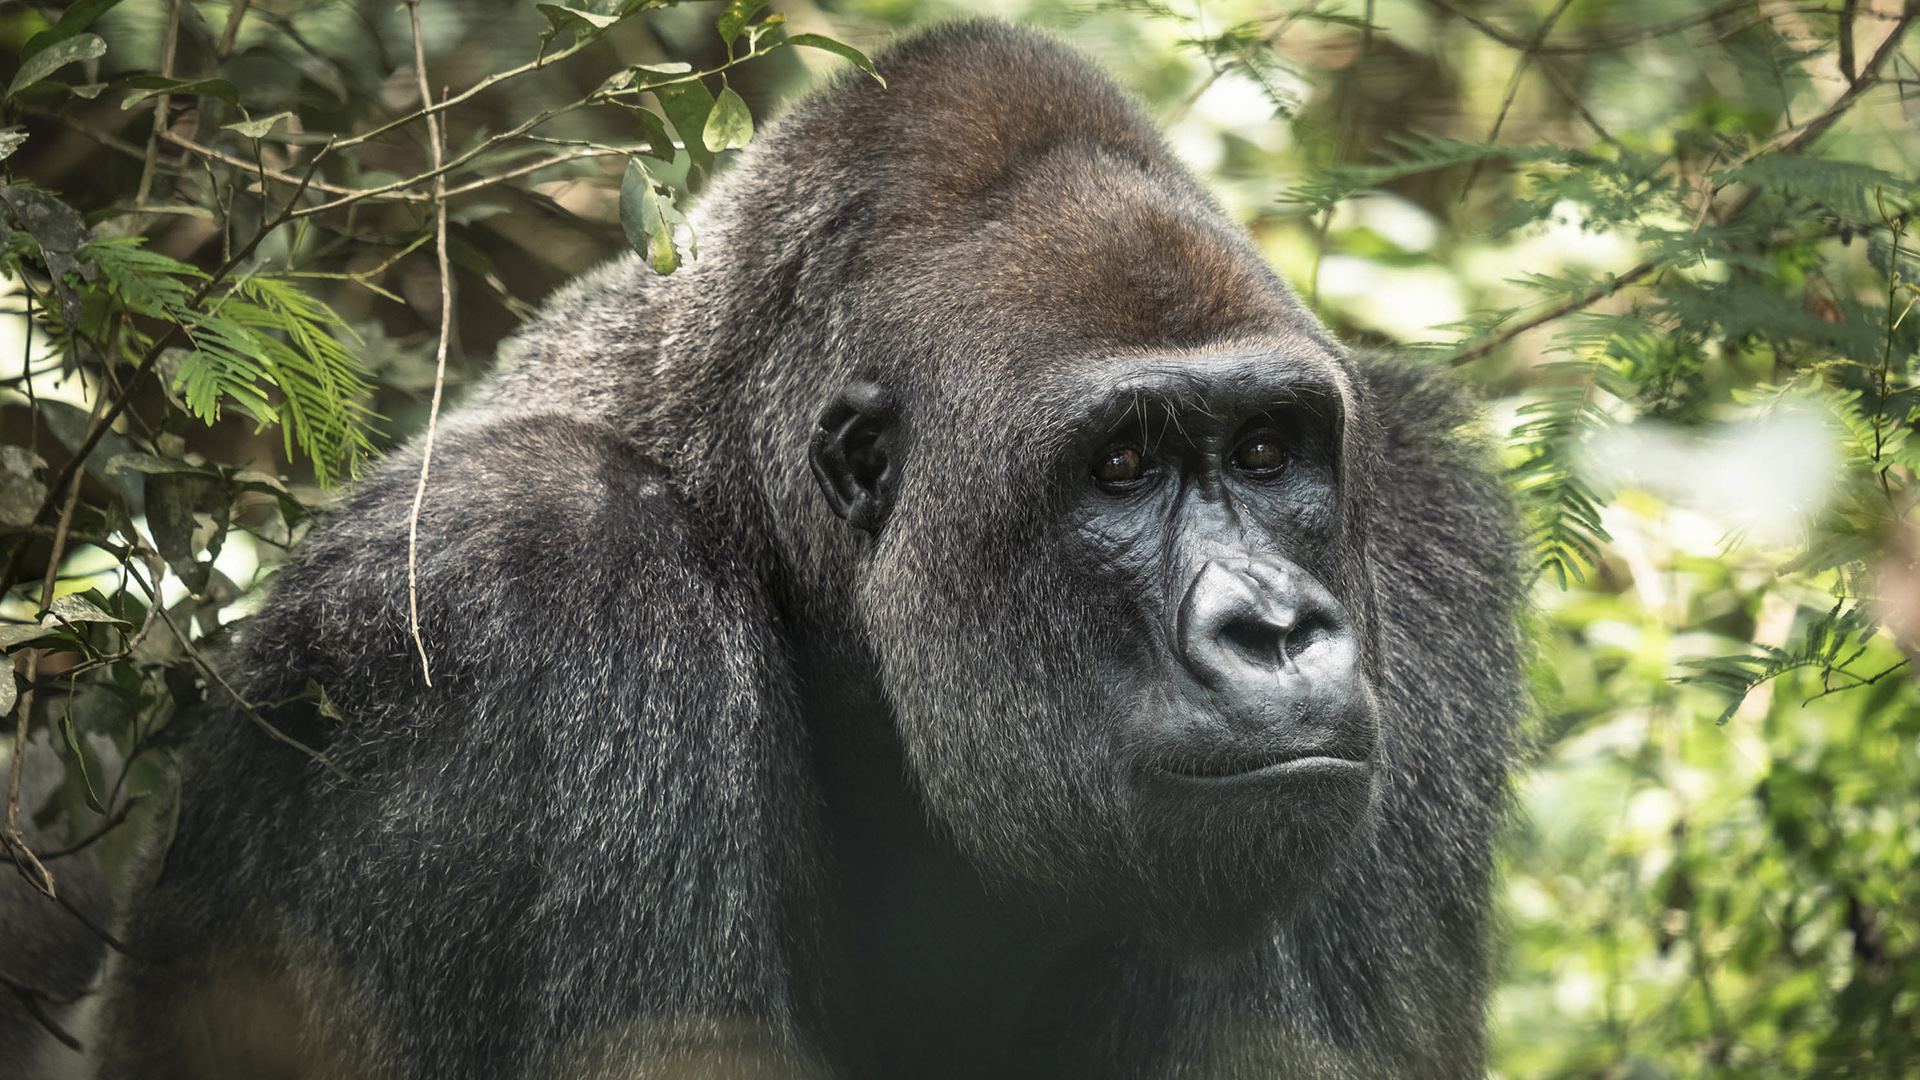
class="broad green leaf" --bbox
[144,470,229,593]
[224,111,293,139]
[18,0,125,64]
[0,445,45,527]
[536,4,621,37]
[0,624,56,651]
[787,34,885,87]
[704,87,753,153]
[716,0,770,47]
[0,669,12,717]
[632,108,675,163]
[654,81,716,174]
[621,159,682,275]
[44,593,129,627]
[7,34,107,101]
[0,130,26,161]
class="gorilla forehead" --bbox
[868,162,1326,364]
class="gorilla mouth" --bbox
[1143,750,1371,783]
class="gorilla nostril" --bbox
[1220,618,1285,664]
[1282,612,1337,665]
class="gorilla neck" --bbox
[802,655,1125,1079]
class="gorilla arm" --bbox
[92,413,819,1080]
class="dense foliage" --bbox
[2,0,1916,1075]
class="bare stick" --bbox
[216,0,252,60]
[135,0,183,207]
[405,0,451,688]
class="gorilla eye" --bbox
[1231,431,1288,477]
[1092,444,1148,489]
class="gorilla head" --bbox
[714,26,1390,942]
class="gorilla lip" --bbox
[1141,753,1371,784]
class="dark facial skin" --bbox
[1062,348,1378,785]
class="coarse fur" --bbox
[58,21,1526,1080]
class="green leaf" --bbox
[106,452,216,478]
[703,86,753,153]
[144,470,229,593]
[0,624,57,651]
[536,4,621,38]
[787,34,886,87]
[632,108,675,163]
[2,185,95,322]
[653,81,716,174]
[19,0,125,64]
[119,76,240,110]
[7,34,107,101]
[620,159,683,275]
[0,445,45,527]
[0,130,27,161]
[224,111,293,139]
[716,0,770,47]
[0,668,13,717]
[44,593,130,628]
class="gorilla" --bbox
[49,20,1525,1080]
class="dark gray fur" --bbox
[69,22,1524,1080]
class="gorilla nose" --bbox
[1175,558,1353,692]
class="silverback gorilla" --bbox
[62,21,1526,1080]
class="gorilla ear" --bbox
[810,379,898,534]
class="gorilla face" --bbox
[1064,346,1383,939]
[815,336,1382,945]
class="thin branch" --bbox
[163,131,393,200]
[3,387,108,901]
[1460,0,1577,201]
[37,797,137,861]
[0,971,83,1051]
[1535,58,1626,150]
[1450,260,1660,364]
[405,0,451,688]
[1449,5,1916,364]
[135,0,183,207]
[327,32,605,153]
[121,559,346,782]
[215,0,252,60]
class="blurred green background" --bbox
[3,1,1917,1076]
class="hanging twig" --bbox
[404,0,451,688]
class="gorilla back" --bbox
[87,22,1525,1080]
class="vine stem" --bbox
[404,0,451,688]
